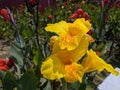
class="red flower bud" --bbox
[0,59,8,71]
[63,2,68,7]
[69,13,78,19]
[77,8,83,16]
[114,0,120,8]
[103,0,110,6]
[48,15,54,20]
[29,0,36,4]
[87,29,93,35]
[7,58,14,68]
[0,8,9,22]
[82,12,89,21]
[96,51,100,56]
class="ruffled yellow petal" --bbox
[57,18,91,50]
[64,62,84,83]
[45,21,68,35]
[81,49,119,76]
[59,34,79,50]
[41,55,65,80]
[71,35,89,61]
[58,23,82,50]
[74,18,91,33]
[52,35,89,64]
[46,18,91,51]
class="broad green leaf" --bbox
[0,70,6,81]
[3,72,17,90]
[9,43,24,68]
[68,82,81,90]
[17,69,38,90]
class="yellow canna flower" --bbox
[45,18,91,50]
[50,36,58,51]
[64,62,84,83]
[41,35,89,83]
[86,34,95,43]
[41,55,65,80]
[81,49,119,76]
[52,35,89,62]
[41,57,85,83]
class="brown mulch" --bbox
[0,37,10,59]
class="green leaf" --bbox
[33,50,42,66]
[95,42,105,51]
[40,79,51,90]
[3,72,17,90]
[0,70,6,81]
[9,43,24,68]
[17,69,38,90]
[79,83,86,90]
[22,29,33,39]
[68,81,81,90]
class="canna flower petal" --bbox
[59,33,79,50]
[64,62,84,83]
[53,35,89,63]
[45,18,91,50]
[73,18,91,34]
[41,35,89,82]
[41,55,65,80]
[45,21,68,35]
[81,49,119,76]
[50,36,59,52]
[69,35,89,61]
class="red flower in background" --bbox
[69,13,78,19]
[77,8,83,17]
[69,8,90,21]
[0,59,8,71]
[87,29,93,35]
[0,8,9,23]
[63,2,68,7]
[48,15,54,20]
[82,12,90,21]
[7,58,14,68]
[0,58,14,71]
[96,51,100,56]
[103,0,110,6]
[29,0,36,4]
[114,0,120,8]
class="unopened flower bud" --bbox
[48,15,54,20]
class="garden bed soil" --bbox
[0,37,10,59]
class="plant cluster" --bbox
[0,0,120,90]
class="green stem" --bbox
[98,0,104,40]
[62,79,68,90]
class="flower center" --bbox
[68,24,79,36]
